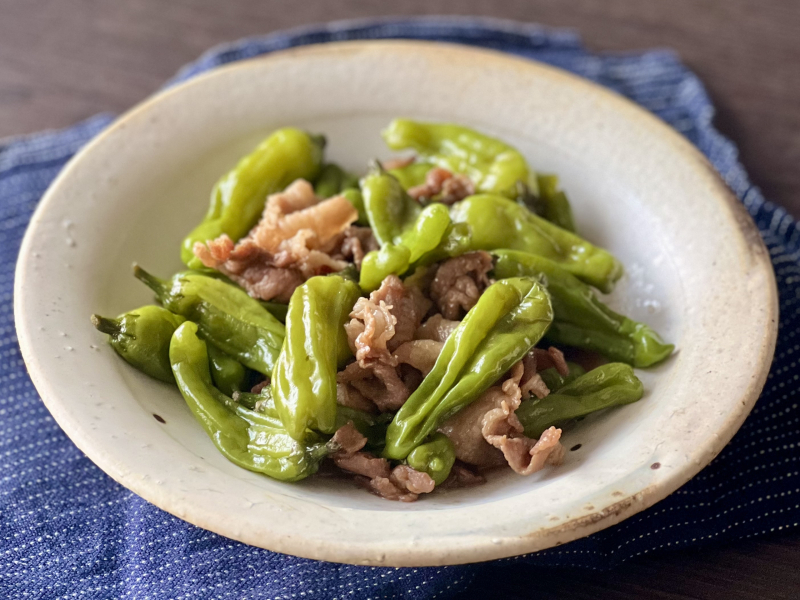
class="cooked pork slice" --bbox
[430,251,493,319]
[520,351,550,400]
[337,361,410,412]
[330,422,367,456]
[332,451,391,479]
[335,226,379,269]
[390,465,436,494]
[357,476,419,503]
[392,340,444,377]
[336,382,377,413]
[533,346,569,377]
[415,314,461,343]
[380,155,416,171]
[407,167,475,204]
[438,387,508,469]
[488,426,565,476]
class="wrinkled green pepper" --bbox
[170,321,327,481]
[493,250,673,367]
[359,169,451,291]
[448,194,623,293]
[271,275,362,440]
[134,267,285,375]
[406,433,456,485]
[382,119,537,198]
[181,128,324,268]
[384,277,553,460]
[91,305,185,383]
[207,343,247,396]
[314,163,360,198]
[236,387,389,449]
[516,363,644,438]
[538,361,586,393]
[387,161,432,190]
[517,175,576,232]
[341,188,369,226]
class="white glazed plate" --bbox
[14,41,777,566]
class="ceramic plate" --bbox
[14,41,777,566]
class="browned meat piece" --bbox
[345,274,430,368]
[332,452,391,479]
[393,340,444,377]
[250,179,356,253]
[356,476,419,502]
[488,426,565,476]
[345,295,397,367]
[430,251,493,319]
[330,422,367,455]
[439,463,486,489]
[439,387,508,469]
[533,347,569,377]
[520,352,550,400]
[193,179,358,301]
[337,361,410,412]
[390,465,435,494]
[380,155,416,171]
[408,167,475,205]
[334,226,379,269]
[336,382,377,413]
[415,314,460,343]
[250,379,269,395]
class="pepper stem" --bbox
[91,314,120,336]
[132,264,166,297]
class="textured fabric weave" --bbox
[2,17,797,599]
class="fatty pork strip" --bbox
[439,350,567,475]
[429,251,494,319]
[407,167,476,205]
[330,423,434,502]
[193,179,360,302]
[338,275,432,412]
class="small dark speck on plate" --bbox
[153,414,166,424]
[570,444,582,451]
[651,462,661,470]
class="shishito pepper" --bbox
[91,305,185,383]
[492,250,673,367]
[169,321,327,481]
[181,128,324,268]
[134,267,285,376]
[449,194,623,293]
[538,362,586,393]
[406,433,456,485]
[314,163,360,199]
[517,175,576,232]
[382,119,537,198]
[206,343,247,396]
[359,169,451,291]
[384,277,553,460]
[516,363,644,438]
[271,275,362,441]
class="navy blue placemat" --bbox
[2,17,798,599]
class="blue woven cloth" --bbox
[2,17,797,599]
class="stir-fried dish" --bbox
[91,120,673,502]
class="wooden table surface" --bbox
[2,1,799,598]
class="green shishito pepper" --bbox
[384,277,553,460]
[532,174,576,233]
[207,343,247,396]
[170,321,328,481]
[314,163,360,199]
[181,128,325,268]
[492,250,673,367]
[449,195,622,293]
[271,275,362,441]
[134,267,285,376]
[91,305,185,383]
[516,363,644,438]
[538,362,586,393]
[236,387,389,449]
[406,433,456,485]
[382,119,537,198]
[359,169,451,291]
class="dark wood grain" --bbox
[2,2,799,598]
